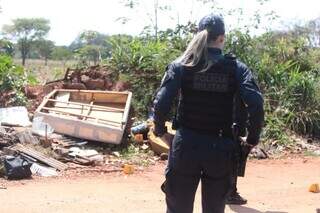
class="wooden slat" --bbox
[13,144,68,171]
[41,107,122,125]
[35,89,58,113]
[57,89,129,95]
[46,99,124,112]
[82,101,94,121]
[122,92,132,126]
[17,148,65,166]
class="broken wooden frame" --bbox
[35,89,132,144]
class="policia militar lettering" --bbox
[152,14,264,213]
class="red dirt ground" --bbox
[0,157,319,213]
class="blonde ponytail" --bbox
[177,30,210,70]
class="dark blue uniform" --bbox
[153,48,264,213]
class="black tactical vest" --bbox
[177,55,237,135]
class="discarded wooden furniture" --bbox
[35,89,132,144]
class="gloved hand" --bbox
[239,137,254,157]
[153,124,167,137]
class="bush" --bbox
[107,36,181,117]
[281,72,320,134]
[262,115,290,145]
[226,27,320,139]
[0,54,35,106]
[104,21,320,140]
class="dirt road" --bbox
[0,157,319,213]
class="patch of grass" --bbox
[303,150,320,157]
[119,143,155,166]
[14,59,77,82]
[262,115,293,146]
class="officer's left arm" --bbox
[234,92,248,137]
[152,63,182,137]
[236,62,265,146]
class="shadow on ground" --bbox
[229,205,288,213]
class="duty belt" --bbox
[182,126,233,138]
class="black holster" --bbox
[232,123,248,177]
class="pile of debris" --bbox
[23,65,130,113]
[0,127,19,147]
[64,65,113,90]
[0,88,136,180]
[0,90,17,107]
[52,135,104,166]
[63,65,130,91]
[0,65,145,181]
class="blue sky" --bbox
[0,0,319,45]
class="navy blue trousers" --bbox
[162,128,236,213]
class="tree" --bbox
[121,0,171,40]
[35,39,55,65]
[2,18,50,65]
[306,17,320,47]
[77,45,101,65]
[52,46,72,60]
[0,39,14,56]
[71,30,111,65]
[51,46,73,66]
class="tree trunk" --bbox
[45,57,48,66]
[22,56,26,66]
[154,0,158,41]
[20,38,28,66]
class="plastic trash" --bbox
[68,147,99,157]
[68,147,104,162]
[131,123,149,135]
[30,163,58,177]
[32,117,54,137]
[16,129,39,144]
[0,107,32,127]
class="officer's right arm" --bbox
[152,63,182,137]
[236,62,264,146]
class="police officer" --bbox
[226,96,249,205]
[153,14,264,213]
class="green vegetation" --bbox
[107,34,183,116]
[2,18,50,65]
[120,143,155,166]
[35,39,55,65]
[222,24,320,143]
[0,1,319,145]
[105,17,320,144]
[0,55,36,105]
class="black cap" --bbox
[198,14,225,37]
